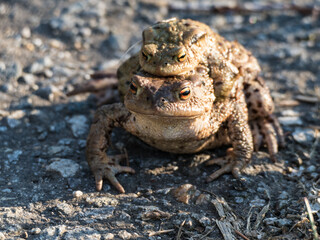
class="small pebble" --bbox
[73,190,83,198]
[118,230,133,239]
[103,233,115,240]
[0,126,8,132]
[66,115,89,138]
[30,228,41,235]
[46,158,80,178]
[17,74,35,85]
[306,165,316,173]
[278,116,303,126]
[21,27,31,38]
[292,128,315,145]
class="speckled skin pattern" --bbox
[86,69,253,193]
[119,18,284,159]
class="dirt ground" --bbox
[0,0,319,239]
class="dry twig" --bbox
[176,220,185,240]
[148,229,175,237]
[304,197,319,240]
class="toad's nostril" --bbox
[160,97,168,103]
[164,62,168,66]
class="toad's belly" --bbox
[138,127,231,153]
[126,114,231,153]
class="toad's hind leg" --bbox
[206,100,253,182]
[245,76,285,159]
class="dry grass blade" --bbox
[176,219,185,240]
[304,197,319,240]
[234,229,250,240]
[254,203,270,230]
[148,229,175,237]
[246,206,254,233]
[198,226,215,240]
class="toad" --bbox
[86,68,253,193]
[125,18,284,159]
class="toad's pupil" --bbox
[181,89,190,95]
[130,82,137,94]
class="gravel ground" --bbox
[0,0,320,239]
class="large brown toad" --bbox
[121,18,284,160]
[86,68,253,193]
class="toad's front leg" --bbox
[206,102,253,182]
[86,103,135,193]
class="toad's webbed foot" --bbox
[92,154,135,193]
[205,148,244,182]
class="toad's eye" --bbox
[176,51,186,62]
[130,81,138,95]
[141,51,151,62]
[179,87,191,100]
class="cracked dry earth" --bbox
[0,0,320,239]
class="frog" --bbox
[136,18,284,159]
[86,68,253,193]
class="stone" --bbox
[292,128,315,145]
[34,85,62,101]
[80,27,92,37]
[30,228,41,235]
[46,158,80,178]
[6,110,25,128]
[234,197,244,203]
[47,146,73,157]
[64,227,101,240]
[66,115,88,137]
[118,230,132,239]
[38,225,66,239]
[57,202,74,215]
[21,27,31,38]
[306,165,316,173]
[28,62,45,74]
[17,74,36,85]
[278,116,303,126]
[80,207,115,220]
[7,118,21,128]
[0,232,5,240]
[0,126,7,132]
[73,190,83,198]
[39,57,54,68]
[198,216,211,227]
[102,233,114,239]
[7,150,22,162]
[3,61,22,81]
[78,139,86,149]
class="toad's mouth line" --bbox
[128,109,202,119]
